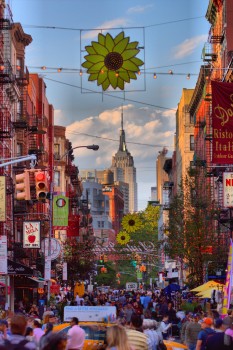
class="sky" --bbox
[11,0,210,210]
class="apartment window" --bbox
[54,171,60,187]
[17,143,23,157]
[54,143,60,160]
[190,135,194,151]
[16,58,22,78]
[17,100,23,117]
[97,221,104,228]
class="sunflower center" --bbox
[104,52,123,71]
[121,236,125,241]
[128,219,135,226]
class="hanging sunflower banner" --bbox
[82,31,144,91]
[121,213,143,233]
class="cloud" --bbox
[65,104,175,173]
[82,18,129,40]
[173,34,207,59]
[127,4,154,13]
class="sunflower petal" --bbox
[105,33,115,52]
[85,45,96,54]
[130,57,144,67]
[119,69,130,83]
[126,41,139,50]
[114,31,125,45]
[117,76,125,90]
[84,54,105,63]
[92,42,109,56]
[87,61,105,73]
[81,61,93,69]
[122,49,140,60]
[122,60,139,72]
[102,78,110,91]
[108,70,118,89]
[88,73,98,81]
[97,71,108,85]
[98,33,105,46]
[114,37,129,54]
[128,71,137,79]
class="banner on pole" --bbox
[0,176,6,222]
[212,80,233,164]
[0,236,7,274]
[53,195,69,226]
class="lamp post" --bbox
[60,145,99,160]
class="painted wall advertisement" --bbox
[223,172,233,207]
[212,80,233,164]
[23,221,40,248]
[0,235,7,274]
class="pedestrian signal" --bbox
[15,171,31,200]
[35,171,48,200]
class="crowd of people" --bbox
[0,287,232,349]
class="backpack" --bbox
[157,340,167,350]
[4,339,29,350]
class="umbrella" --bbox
[163,283,180,295]
[164,340,188,349]
[196,288,215,299]
[190,280,223,292]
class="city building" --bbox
[110,110,137,213]
[156,147,169,204]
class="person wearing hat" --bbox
[205,318,229,350]
[195,317,215,350]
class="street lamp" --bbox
[60,145,99,160]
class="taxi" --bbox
[54,321,111,350]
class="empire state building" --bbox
[110,110,138,213]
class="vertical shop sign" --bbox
[212,80,233,164]
[44,256,51,281]
[223,172,233,207]
[63,262,67,281]
[0,235,7,274]
[0,176,6,222]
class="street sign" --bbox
[126,282,138,290]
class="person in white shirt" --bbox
[33,319,44,346]
[66,317,85,350]
[158,314,172,340]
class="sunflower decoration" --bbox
[82,31,144,91]
[121,213,143,233]
[116,231,131,245]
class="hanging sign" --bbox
[44,256,51,281]
[0,176,6,222]
[0,236,7,274]
[223,172,233,207]
[23,221,40,248]
[41,238,61,260]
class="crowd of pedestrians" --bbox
[0,287,232,349]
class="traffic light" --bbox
[99,255,104,263]
[35,171,48,200]
[15,171,31,200]
[103,255,108,262]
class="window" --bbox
[54,171,60,187]
[190,135,194,151]
[54,143,60,160]
[17,100,23,117]
[16,58,22,78]
[97,221,105,228]
[16,143,23,157]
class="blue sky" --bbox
[12,0,210,210]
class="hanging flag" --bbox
[211,80,233,164]
[0,176,6,222]
[53,195,69,226]
[222,239,233,315]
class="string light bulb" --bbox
[168,70,173,74]
[186,73,190,80]
[115,71,119,77]
[153,73,157,79]
[41,66,46,70]
[57,68,62,73]
[79,69,83,76]
[137,70,141,75]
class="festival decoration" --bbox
[121,213,143,233]
[116,231,131,245]
[82,31,144,90]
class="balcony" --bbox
[12,113,28,129]
[0,109,13,138]
[202,43,217,63]
[0,60,15,84]
[16,66,29,86]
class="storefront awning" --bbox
[28,277,45,284]
[7,259,33,276]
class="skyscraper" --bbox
[111,108,137,213]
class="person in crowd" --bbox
[159,314,172,340]
[195,317,215,350]
[0,314,37,349]
[28,305,39,318]
[223,309,233,327]
[0,320,8,341]
[180,312,192,344]
[185,313,201,350]
[39,322,53,350]
[66,317,85,350]
[143,319,159,350]
[39,332,67,350]
[126,312,149,350]
[25,327,35,342]
[205,318,229,350]
[32,319,44,346]
[106,324,132,350]
[224,318,233,347]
